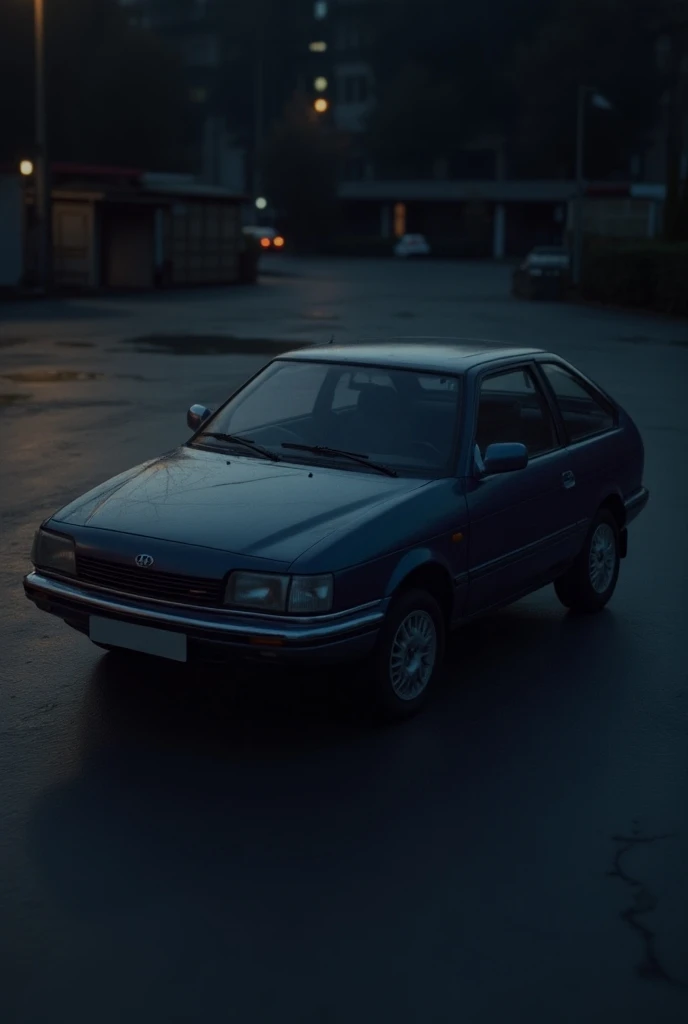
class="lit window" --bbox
[393,203,406,238]
[309,41,327,52]
[314,1,328,19]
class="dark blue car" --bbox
[24,341,649,718]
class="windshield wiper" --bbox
[281,443,397,477]
[199,432,280,462]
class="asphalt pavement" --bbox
[1,258,687,1023]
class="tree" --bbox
[366,0,672,183]
[212,0,314,150]
[506,0,665,179]
[260,94,340,248]
[655,0,688,239]
[0,0,189,169]
[366,1,550,174]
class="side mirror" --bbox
[187,404,211,431]
[482,442,528,476]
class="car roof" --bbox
[280,339,545,374]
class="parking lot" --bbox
[1,257,687,1023]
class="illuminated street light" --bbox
[255,196,268,210]
[314,76,328,92]
[19,160,34,176]
[309,41,327,53]
[314,98,329,114]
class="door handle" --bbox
[561,470,576,489]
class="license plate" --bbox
[89,616,187,662]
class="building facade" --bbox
[118,0,314,196]
[305,0,680,256]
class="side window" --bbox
[476,367,558,457]
[541,364,615,442]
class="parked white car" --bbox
[394,234,431,258]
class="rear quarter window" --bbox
[541,363,616,442]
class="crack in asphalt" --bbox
[608,829,688,989]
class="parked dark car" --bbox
[512,246,571,300]
[25,341,648,719]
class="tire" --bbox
[366,588,445,720]
[554,508,620,613]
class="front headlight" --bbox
[31,529,76,576]
[224,571,334,614]
[288,574,333,614]
[225,572,290,612]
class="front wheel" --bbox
[366,588,445,720]
[554,508,620,613]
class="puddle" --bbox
[0,338,28,349]
[291,322,348,334]
[301,310,340,321]
[55,341,95,349]
[122,335,310,356]
[0,393,31,405]
[2,370,103,383]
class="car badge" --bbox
[135,554,155,568]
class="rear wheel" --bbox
[366,588,445,720]
[554,508,620,613]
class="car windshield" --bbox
[191,359,461,476]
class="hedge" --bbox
[581,239,688,317]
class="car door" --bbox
[465,364,580,614]
[537,361,623,522]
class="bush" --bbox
[582,240,688,316]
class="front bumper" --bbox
[23,571,384,665]
[623,486,649,524]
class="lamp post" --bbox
[253,0,265,201]
[572,85,613,288]
[33,0,51,291]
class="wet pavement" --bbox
[1,258,687,1023]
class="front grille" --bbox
[76,555,225,607]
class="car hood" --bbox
[52,446,431,565]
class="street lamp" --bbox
[32,0,50,290]
[20,160,34,177]
[572,85,613,288]
[255,196,268,210]
[313,97,329,114]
